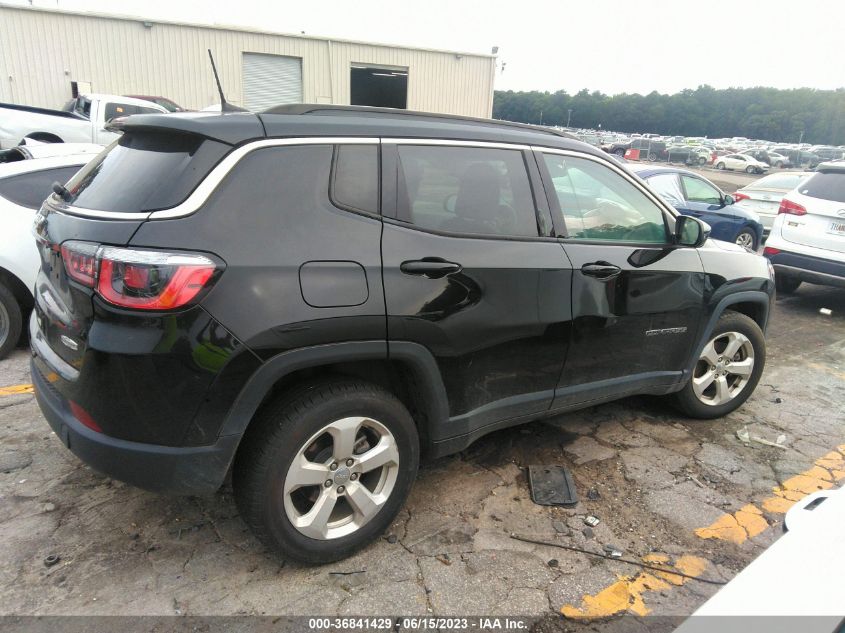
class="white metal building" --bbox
[0,4,496,117]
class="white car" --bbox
[734,171,813,233]
[764,161,845,293]
[674,486,845,629]
[714,154,769,174]
[766,151,792,168]
[0,147,101,358]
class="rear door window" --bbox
[0,165,83,209]
[798,171,845,203]
[396,145,539,238]
[63,132,230,213]
[681,176,722,205]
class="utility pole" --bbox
[539,109,543,125]
[567,109,573,128]
[798,130,804,145]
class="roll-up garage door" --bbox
[242,52,303,111]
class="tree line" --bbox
[492,85,845,145]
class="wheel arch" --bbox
[220,341,450,453]
[686,291,771,375]
[0,265,33,313]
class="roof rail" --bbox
[261,104,576,140]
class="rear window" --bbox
[63,132,230,213]
[798,171,845,203]
[750,173,809,190]
[0,165,83,209]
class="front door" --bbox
[380,141,573,441]
[536,150,706,408]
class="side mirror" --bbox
[723,194,735,206]
[674,215,710,248]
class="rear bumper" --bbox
[765,249,845,289]
[32,357,239,495]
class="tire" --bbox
[673,312,766,419]
[647,152,657,161]
[614,148,626,157]
[716,162,725,170]
[0,283,23,360]
[734,228,757,251]
[698,157,707,165]
[233,379,419,564]
[745,166,755,174]
[775,274,801,294]
[775,161,784,168]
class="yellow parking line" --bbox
[695,444,845,544]
[560,554,709,618]
[0,383,34,396]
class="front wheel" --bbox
[735,229,757,251]
[0,283,23,360]
[698,157,707,165]
[233,380,419,564]
[745,166,755,174]
[673,312,765,419]
[716,162,726,170]
[647,152,657,161]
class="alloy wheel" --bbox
[735,231,755,250]
[283,416,399,540]
[692,331,755,406]
[0,300,8,350]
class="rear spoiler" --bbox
[115,112,266,146]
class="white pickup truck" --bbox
[0,93,167,149]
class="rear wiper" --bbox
[52,182,71,201]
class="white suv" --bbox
[764,161,845,293]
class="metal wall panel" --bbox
[0,5,495,117]
[242,52,303,111]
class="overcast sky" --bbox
[10,0,845,94]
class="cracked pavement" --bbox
[0,284,843,626]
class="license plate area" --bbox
[828,221,845,236]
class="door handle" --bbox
[581,261,622,280]
[400,258,462,279]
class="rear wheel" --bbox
[614,148,626,157]
[698,156,707,165]
[735,229,757,251]
[233,380,419,564]
[775,274,801,294]
[0,283,23,360]
[647,152,657,161]
[745,166,755,174]
[673,312,765,419]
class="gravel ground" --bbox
[0,283,843,628]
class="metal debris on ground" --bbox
[584,515,600,527]
[527,465,578,507]
[43,554,60,567]
[603,544,623,558]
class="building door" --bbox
[242,52,302,111]
[350,66,407,109]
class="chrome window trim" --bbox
[385,138,531,151]
[532,146,680,221]
[51,137,380,221]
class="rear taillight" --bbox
[763,246,780,256]
[733,192,750,202]
[69,400,102,433]
[778,198,806,216]
[61,241,99,287]
[59,242,220,311]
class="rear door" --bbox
[782,169,845,254]
[537,150,705,407]
[380,140,573,440]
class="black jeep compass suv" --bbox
[30,106,774,563]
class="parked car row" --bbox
[566,127,844,171]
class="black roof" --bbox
[118,104,597,155]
